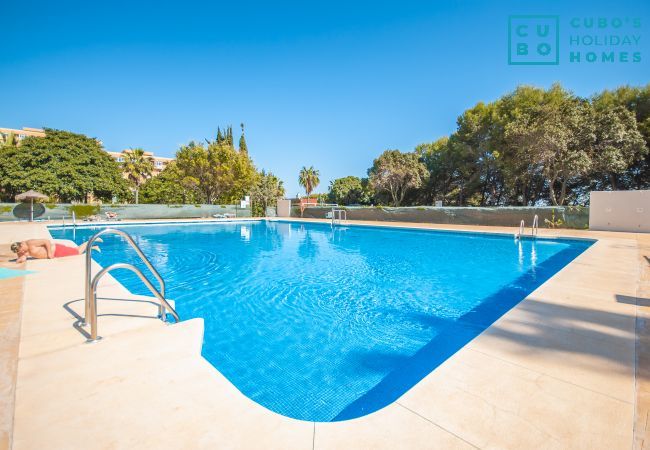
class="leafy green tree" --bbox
[592,85,650,189]
[328,176,372,205]
[309,192,330,203]
[139,161,201,204]
[250,170,285,216]
[416,137,462,205]
[298,166,320,197]
[504,85,594,205]
[121,148,154,204]
[172,126,258,204]
[368,150,427,206]
[591,106,646,189]
[453,102,506,206]
[175,142,213,202]
[207,134,257,203]
[495,86,549,205]
[0,128,129,202]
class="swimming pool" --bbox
[50,220,593,421]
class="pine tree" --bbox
[239,123,248,155]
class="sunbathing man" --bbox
[10,239,100,263]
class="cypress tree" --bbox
[216,127,224,144]
[239,123,248,155]
[227,125,234,148]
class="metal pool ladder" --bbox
[514,215,539,241]
[82,228,179,342]
[331,207,347,227]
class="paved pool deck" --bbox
[0,218,648,449]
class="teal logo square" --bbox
[508,15,560,65]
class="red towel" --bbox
[54,244,79,258]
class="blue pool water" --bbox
[50,221,592,421]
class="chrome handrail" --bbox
[87,263,179,342]
[515,219,525,240]
[531,214,539,238]
[83,228,167,325]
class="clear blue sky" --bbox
[2,0,648,197]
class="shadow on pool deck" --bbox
[619,294,650,307]
[333,245,636,421]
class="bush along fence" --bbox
[0,203,252,222]
[291,205,589,229]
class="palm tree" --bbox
[122,148,154,204]
[298,166,320,198]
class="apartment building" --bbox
[0,126,46,143]
[106,149,174,176]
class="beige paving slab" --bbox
[635,240,650,449]
[467,315,634,402]
[532,282,639,313]
[0,223,51,243]
[399,348,632,450]
[0,244,25,450]
[548,273,638,296]
[13,319,313,450]
[314,402,475,450]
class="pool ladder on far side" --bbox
[514,214,539,241]
[81,228,180,342]
[331,207,347,227]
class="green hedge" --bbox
[67,204,101,218]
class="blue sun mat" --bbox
[0,267,35,280]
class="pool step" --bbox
[19,256,179,358]
[67,293,177,337]
[81,316,204,358]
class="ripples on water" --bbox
[51,221,592,421]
